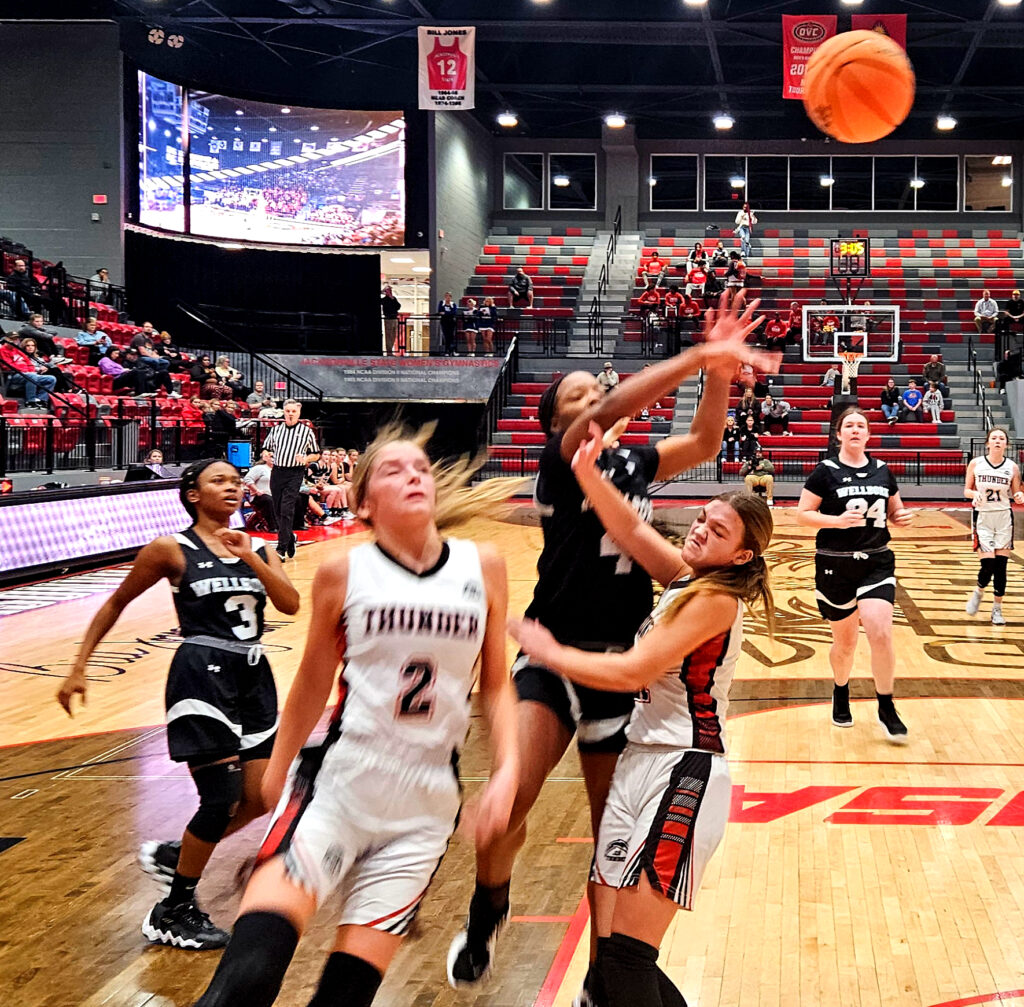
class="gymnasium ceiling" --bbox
[13,0,1024,140]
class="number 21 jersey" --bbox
[803,455,899,552]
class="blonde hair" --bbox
[350,419,525,531]
[663,491,776,637]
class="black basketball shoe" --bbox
[878,703,909,744]
[138,840,180,890]
[831,686,853,728]
[142,899,230,950]
[446,892,509,987]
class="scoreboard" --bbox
[830,238,871,277]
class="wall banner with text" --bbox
[782,15,838,100]
[418,26,475,110]
[851,14,908,50]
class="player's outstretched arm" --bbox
[261,559,347,812]
[509,594,737,693]
[213,527,300,615]
[571,423,686,587]
[57,537,184,716]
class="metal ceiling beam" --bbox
[476,83,1024,97]
[699,6,729,113]
[941,5,994,113]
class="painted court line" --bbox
[533,895,590,1007]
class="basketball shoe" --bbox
[877,702,908,744]
[831,684,853,728]
[966,587,983,616]
[447,890,509,987]
[142,899,230,950]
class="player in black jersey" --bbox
[449,294,778,993]
[58,460,299,950]
[796,407,913,742]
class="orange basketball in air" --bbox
[802,29,915,144]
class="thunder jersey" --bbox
[336,539,487,758]
[525,433,660,647]
[973,455,1015,512]
[171,528,268,641]
[627,579,742,755]
[803,455,899,553]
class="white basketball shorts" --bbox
[973,509,1013,553]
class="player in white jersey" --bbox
[194,425,519,1007]
[511,422,775,1007]
[965,426,1024,625]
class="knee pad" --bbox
[187,761,243,844]
[308,952,383,1007]
[994,555,1009,596]
[978,556,995,588]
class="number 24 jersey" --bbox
[803,455,899,552]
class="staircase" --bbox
[570,230,644,354]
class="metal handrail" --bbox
[477,337,519,446]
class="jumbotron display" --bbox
[136,72,405,246]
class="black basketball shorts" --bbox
[165,641,279,764]
[814,549,896,622]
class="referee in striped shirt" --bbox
[261,399,320,560]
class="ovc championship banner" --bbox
[851,13,908,50]
[418,26,475,110]
[782,15,837,100]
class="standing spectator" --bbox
[0,329,56,409]
[760,393,792,435]
[260,399,320,560]
[437,291,459,356]
[921,354,949,398]
[687,241,708,270]
[685,260,708,299]
[722,414,740,461]
[900,379,924,422]
[787,300,803,348]
[999,289,1024,341]
[380,284,402,356]
[2,259,39,319]
[738,413,761,457]
[20,337,73,393]
[477,296,498,356]
[923,381,944,423]
[99,347,148,396]
[19,314,61,358]
[89,267,111,304]
[741,448,775,506]
[641,250,667,289]
[508,267,534,308]
[736,387,761,432]
[76,317,112,364]
[975,289,999,333]
[880,377,901,425]
[462,298,479,356]
[243,448,277,531]
[734,201,757,258]
[214,355,247,398]
[246,380,269,407]
[597,361,620,394]
[710,239,729,269]
[763,313,788,352]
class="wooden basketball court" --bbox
[3,505,1024,1007]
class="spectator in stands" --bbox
[702,263,723,309]
[638,282,661,312]
[997,348,1023,390]
[190,354,217,387]
[763,313,788,352]
[900,379,925,422]
[975,289,999,333]
[20,337,73,393]
[89,267,111,305]
[477,296,498,356]
[156,331,184,367]
[725,251,747,300]
[259,397,285,419]
[734,202,757,259]
[880,377,901,426]
[243,448,277,532]
[680,293,703,337]
[145,449,164,465]
[999,290,1024,341]
[124,347,175,397]
[3,259,39,319]
[214,354,247,399]
[736,387,761,432]
[131,322,157,349]
[247,380,269,407]
[0,328,56,410]
[687,242,708,270]
[99,346,148,396]
[438,291,459,356]
[662,285,684,352]
[206,398,239,456]
[381,284,402,357]
[76,317,112,364]
[597,362,620,394]
[741,449,775,507]
[760,393,792,435]
[923,381,944,423]
[822,363,840,390]
[347,447,361,473]
[921,354,949,399]
[19,314,60,358]
[722,414,740,461]
[508,267,534,308]
[710,240,729,269]
[738,413,761,458]
[642,250,667,289]
[322,449,354,520]
[463,298,479,356]
[685,259,708,299]
[787,300,803,347]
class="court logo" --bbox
[604,839,629,862]
[794,21,827,42]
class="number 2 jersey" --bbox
[803,455,899,553]
[525,432,661,648]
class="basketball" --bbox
[802,29,915,144]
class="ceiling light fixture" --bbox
[820,175,835,187]
[729,176,746,189]
[713,114,734,130]
[682,0,708,6]
[936,115,957,131]
[310,125,319,131]
[235,109,244,116]
[992,155,1012,166]
[910,178,925,189]
[997,0,1022,7]
[604,113,627,128]
[553,174,570,187]
[1003,176,1014,187]
[281,107,291,114]
[648,176,657,186]
[390,257,415,263]
[268,126,277,132]
[412,266,431,273]
[496,111,518,128]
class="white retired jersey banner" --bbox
[418,26,475,110]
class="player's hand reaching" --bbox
[603,416,631,448]
[835,510,867,529]
[473,762,518,849]
[57,669,87,716]
[214,527,254,559]
[507,616,561,668]
[890,507,914,527]
[571,421,606,486]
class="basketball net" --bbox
[840,351,863,395]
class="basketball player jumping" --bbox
[192,424,520,1007]
[796,407,913,742]
[57,459,300,950]
[965,426,1024,625]
[448,294,778,996]
[510,423,775,1007]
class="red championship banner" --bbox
[851,13,908,50]
[418,26,475,110]
[782,15,837,100]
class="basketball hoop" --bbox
[839,350,863,395]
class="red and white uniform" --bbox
[426,38,468,90]
[662,290,683,316]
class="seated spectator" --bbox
[975,289,999,333]
[258,398,285,419]
[206,398,238,456]
[0,328,56,409]
[921,354,949,398]
[900,379,925,422]
[637,283,661,313]
[687,241,708,270]
[642,250,667,289]
[702,265,723,309]
[243,448,277,531]
[710,240,729,269]
[321,448,355,519]
[20,337,73,393]
[736,387,761,432]
[89,267,111,304]
[145,449,164,465]
[760,393,792,435]
[741,449,775,507]
[685,261,708,299]
[662,285,684,351]
[999,289,1024,339]
[821,363,840,390]
[725,251,747,298]
[880,377,901,425]
[247,379,269,407]
[722,414,740,461]
[763,313,788,352]
[508,267,534,308]
[99,347,148,396]
[190,354,217,386]
[738,413,761,458]
[19,314,61,358]
[157,331,184,366]
[923,381,944,423]
[787,300,803,347]
[348,447,361,473]
[597,361,619,394]
[76,317,113,364]
[131,321,158,349]
[2,259,40,319]
[123,347,174,396]
[214,354,248,398]
[680,293,702,335]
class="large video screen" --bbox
[137,72,406,246]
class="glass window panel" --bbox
[915,157,958,212]
[548,154,597,210]
[649,155,698,210]
[746,156,788,211]
[965,155,1013,212]
[874,156,916,211]
[503,153,544,210]
[705,155,747,211]
[788,156,832,211]
[138,71,185,232]
[831,157,873,211]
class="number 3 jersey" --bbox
[803,455,899,553]
[338,539,488,759]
